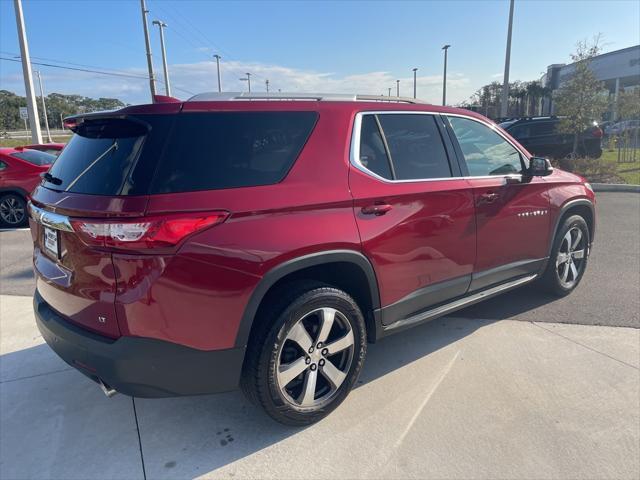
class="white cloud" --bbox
[1,59,474,106]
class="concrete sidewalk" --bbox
[1,294,638,480]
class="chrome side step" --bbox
[383,274,538,332]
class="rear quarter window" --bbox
[150,111,318,193]
[11,149,56,166]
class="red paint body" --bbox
[29,100,595,355]
[0,147,54,197]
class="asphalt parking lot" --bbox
[0,192,639,479]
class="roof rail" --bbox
[187,92,427,104]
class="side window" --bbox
[358,115,393,180]
[530,122,555,136]
[377,114,451,180]
[508,123,530,138]
[448,116,523,176]
[0,161,6,171]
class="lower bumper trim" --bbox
[34,290,245,398]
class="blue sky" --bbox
[1,0,639,105]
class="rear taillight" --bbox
[70,212,228,250]
[592,127,604,138]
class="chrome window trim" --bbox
[349,110,530,184]
[28,203,74,232]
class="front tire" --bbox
[241,283,367,426]
[0,193,27,228]
[540,215,590,296]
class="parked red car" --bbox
[0,147,57,227]
[20,142,66,157]
[29,93,595,424]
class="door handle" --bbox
[361,203,392,216]
[478,192,499,204]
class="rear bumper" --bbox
[34,290,245,398]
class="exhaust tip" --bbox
[98,379,118,398]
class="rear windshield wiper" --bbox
[41,172,63,185]
[64,140,118,192]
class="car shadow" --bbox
[2,282,569,478]
[455,284,558,320]
[2,316,497,479]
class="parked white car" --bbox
[605,119,640,136]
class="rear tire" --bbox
[0,193,28,228]
[539,215,590,297]
[241,282,367,426]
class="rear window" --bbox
[42,116,173,195]
[11,149,56,166]
[150,112,318,193]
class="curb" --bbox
[592,183,640,193]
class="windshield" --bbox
[11,149,56,166]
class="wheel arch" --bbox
[235,250,381,349]
[548,198,595,258]
[0,187,29,199]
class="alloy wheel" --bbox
[556,226,586,289]
[276,307,355,409]
[0,197,26,226]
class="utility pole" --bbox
[442,44,451,106]
[500,0,515,117]
[396,80,400,97]
[265,79,270,93]
[152,20,171,96]
[412,68,418,99]
[213,54,222,92]
[140,0,157,101]
[240,73,251,92]
[34,71,52,142]
[13,0,41,144]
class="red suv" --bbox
[29,93,595,425]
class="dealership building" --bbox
[541,44,640,120]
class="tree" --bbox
[0,90,126,132]
[553,38,608,156]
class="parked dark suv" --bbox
[499,116,603,159]
[29,93,595,425]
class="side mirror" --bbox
[528,157,553,177]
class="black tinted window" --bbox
[11,149,56,166]
[530,122,556,136]
[151,112,317,193]
[42,116,173,195]
[359,115,392,179]
[378,114,451,180]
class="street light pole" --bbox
[240,73,252,93]
[266,79,270,93]
[13,0,42,144]
[412,68,418,99]
[500,0,515,117]
[34,71,52,142]
[213,54,222,92]
[140,0,157,101]
[152,20,171,97]
[388,87,392,97]
[396,79,400,97]
[442,44,451,106]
